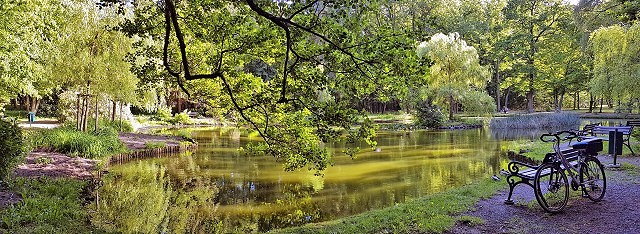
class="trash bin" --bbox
[28,112,35,123]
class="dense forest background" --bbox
[1,0,639,170]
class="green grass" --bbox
[0,178,95,234]
[29,125,128,160]
[620,162,640,176]
[500,139,554,161]
[144,141,166,149]
[490,112,580,129]
[272,178,504,234]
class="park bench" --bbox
[504,147,582,205]
[625,120,640,129]
[576,122,601,137]
[615,108,633,114]
[589,125,634,156]
[186,111,198,118]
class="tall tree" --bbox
[416,32,491,120]
[504,0,565,112]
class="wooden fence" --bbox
[109,143,198,164]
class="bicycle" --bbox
[534,130,606,213]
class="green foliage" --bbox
[82,118,134,133]
[35,156,53,165]
[0,178,92,234]
[30,126,127,160]
[459,90,496,115]
[414,104,446,129]
[0,120,24,181]
[92,160,219,233]
[620,162,640,177]
[152,108,173,122]
[457,215,485,226]
[416,32,490,119]
[170,113,192,125]
[500,139,553,161]
[144,141,166,149]
[489,112,580,129]
[274,178,504,234]
[92,162,171,233]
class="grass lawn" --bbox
[273,178,505,234]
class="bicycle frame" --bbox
[544,131,585,189]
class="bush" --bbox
[152,108,172,122]
[413,104,446,129]
[0,178,92,233]
[489,112,580,129]
[169,113,192,125]
[30,126,127,160]
[0,120,25,181]
[94,119,133,133]
[144,141,166,149]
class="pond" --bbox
[94,128,510,233]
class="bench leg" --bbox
[625,141,636,156]
[505,176,516,205]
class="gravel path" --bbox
[449,155,640,234]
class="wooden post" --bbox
[76,93,81,131]
[94,95,99,132]
[119,101,123,132]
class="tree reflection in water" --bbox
[95,128,507,233]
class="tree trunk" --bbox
[589,93,594,113]
[527,74,535,113]
[553,88,558,112]
[76,94,81,131]
[448,95,454,120]
[94,95,99,132]
[81,96,88,132]
[504,87,511,111]
[558,91,564,112]
[83,81,91,132]
[33,98,40,114]
[119,102,123,132]
[495,60,501,112]
[599,98,603,113]
[111,100,117,122]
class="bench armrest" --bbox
[507,160,539,174]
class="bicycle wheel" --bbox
[534,163,569,213]
[580,157,606,201]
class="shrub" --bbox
[152,108,172,122]
[30,126,127,160]
[144,141,166,149]
[0,178,92,233]
[489,112,580,129]
[0,120,25,181]
[413,104,446,129]
[170,113,192,125]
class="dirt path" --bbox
[14,152,99,180]
[450,155,640,234]
[118,132,187,151]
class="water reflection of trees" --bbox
[93,158,220,233]
[95,128,506,232]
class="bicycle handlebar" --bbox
[540,130,578,143]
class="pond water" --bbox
[97,118,619,232]
[97,128,509,233]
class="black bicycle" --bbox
[534,131,606,213]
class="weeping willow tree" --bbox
[416,32,492,120]
[589,23,640,109]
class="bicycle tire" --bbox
[534,163,569,213]
[580,156,606,202]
